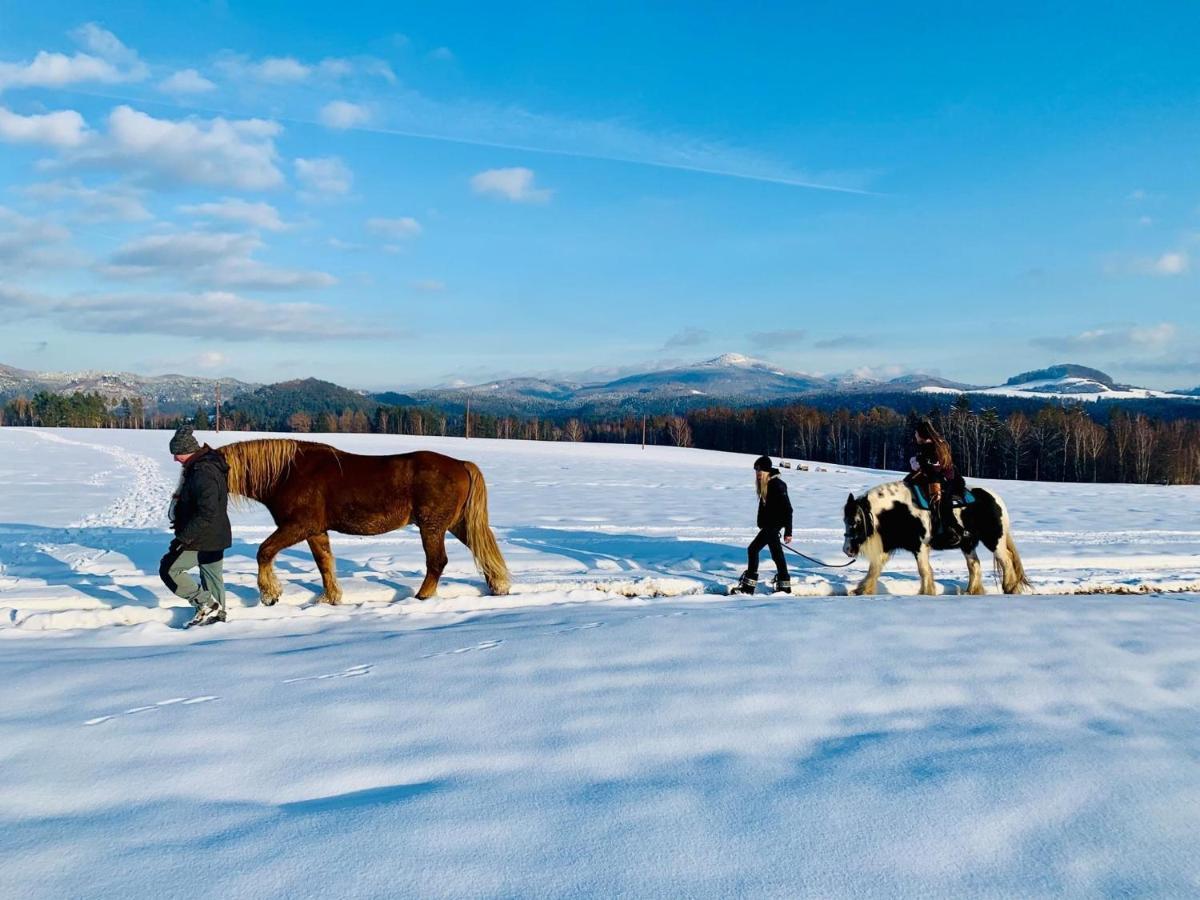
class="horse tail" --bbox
[219,438,301,504]
[461,462,510,595]
[994,503,1032,594]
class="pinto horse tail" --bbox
[462,462,510,595]
[995,503,1032,594]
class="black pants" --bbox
[747,528,789,580]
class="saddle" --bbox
[910,484,974,511]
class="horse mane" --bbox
[219,438,332,501]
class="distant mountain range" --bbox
[0,363,257,413]
[409,354,1196,415]
[407,353,979,416]
[2,355,1196,419]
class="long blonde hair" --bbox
[756,469,771,501]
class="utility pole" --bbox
[214,384,222,434]
[779,422,784,460]
[641,413,647,450]
[465,395,471,439]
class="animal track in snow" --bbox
[542,621,604,635]
[283,664,373,684]
[422,640,503,659]
[84,695,218,726]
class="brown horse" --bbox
[217,438,510,604]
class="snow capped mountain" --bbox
[919,363,1192,402]
[573,354,832,402]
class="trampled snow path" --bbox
[1,429,1199,897]
[0,427,1198,631]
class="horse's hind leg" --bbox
[307,532,342,604]
[257,524,309,605]
[416,525,449,600]
[963,547,985,595]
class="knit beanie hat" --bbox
[753,454,775,472]
[169,424,201,455]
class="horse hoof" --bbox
[260,595,279,607]
[316,593,341,606]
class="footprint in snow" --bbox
[283,664,373,684]
[84,695,218,726]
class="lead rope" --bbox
[783,543,858,568]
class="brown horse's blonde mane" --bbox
[219,438,337,502]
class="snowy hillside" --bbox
[1,429,1198,897]
[920,363,1192,402]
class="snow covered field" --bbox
[1,428,1198,897]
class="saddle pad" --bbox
[911,484,975,510]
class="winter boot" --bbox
[771,575,792,595]
[731,571,758,595]
[185,600,226,629]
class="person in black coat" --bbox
[732,455,793,594]
[159,425,232,628]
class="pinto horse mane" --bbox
[219,437,336,501]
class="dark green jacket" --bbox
[171,447,232,551]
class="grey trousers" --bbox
[160,546,226,610]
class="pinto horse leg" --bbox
[915,544,936,595]
[852,538,889,595]
[256,524,309,605]
[307,532,342,605]
[963,547,985,595]
[416,525,450,600]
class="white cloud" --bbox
[428,47,455,62]
[0,284,383,341]
[195,350,229,369]
[257,57,312,83]
[159,69,216,95]
[1033,322,1179,353]
[366,216,421,239]
[70,106,285,191]
[0,24,145,92]
[470,167,552,203]
[0,106,89,148]
[319,101,371,130]
[180,198,288,231]
[215,54,388,85]
[295,156,352,195]
[22,178,151,222]
[70,23,140,66]
[1150,252,1188,276]
[103,230,335,291]
[0,206,74,270]
[412,279,446,293]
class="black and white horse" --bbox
[842,482,1030,595]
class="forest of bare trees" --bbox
[3,390,1198,484]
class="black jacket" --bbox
[171,447,232,552]
[757,474,793,537]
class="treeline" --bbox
[0,393,166,428]
[673,398,1199,485]
[4,390,1198,484]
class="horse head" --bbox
[842,492,873,557]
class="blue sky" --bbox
[0,1,1197,389]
